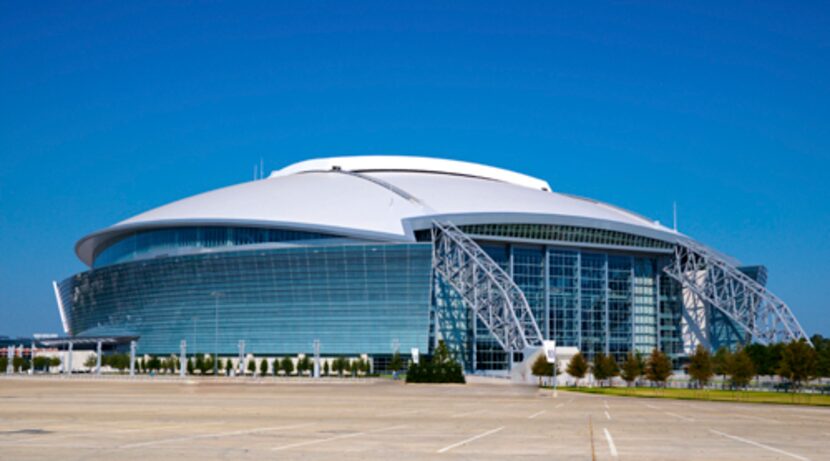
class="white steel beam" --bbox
[663,239,810,346]
[432,221,543,352]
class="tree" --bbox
[607,355,620,384]
[0,357,7,372]
[352,358,366,376]
[84,354,97,369]
[745,343,771,377]
[297,356,312,376]
[592,353,619,387]
[148,355,162,372]
[260,358,269,376]
[187,357,195,375]
[688,345,714,388]
[323,360,329,377]
[13,357,30,372]
[33,356,52,372]
[531,354,554,386]
[195,355,205,375]
[809,334,830,378]
[225,358,233,375]
[778,340,817,391]
[566,352,588,387]
[247,357,256,375]
[406,341,465,384]
[389,351,402,374]
[104,354,130,372]
[645,349,672,387]
[728,349,756,389]
[50,357,61,369]
[621,352,643,387]
[332,357,346,377]
[712,347,731,388]
[280,357,294,376]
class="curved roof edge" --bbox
[270,155,552,191]
[403,212,681,245]
[75,212,740,268]
[75,219,413,267]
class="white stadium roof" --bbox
[76,156,682,266]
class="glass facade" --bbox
[93,226,341,268]
[433,239,669,370]
[658,271,684,361]
[548,249,580,348]
[66,221,691,371]
[632,258,658,354]
[61,243,432,356]
[458,224,673,250]
[473,244,511,370]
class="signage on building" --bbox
[543,340,556,364]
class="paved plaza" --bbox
[0,377,828,460]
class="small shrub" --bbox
[406,341,465,384]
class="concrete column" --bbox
[313,340,321,378]
[6,346,13,374]
[28,342,35,375]
[179,340,187,378]
[129,340,136,377]
[95,341,102,375]
[237,340,245,375]
[66,343,74,375]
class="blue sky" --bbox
[1,1,828,337]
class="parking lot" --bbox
[0,376,828,460]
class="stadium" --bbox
[55,156,810,373]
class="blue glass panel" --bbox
[63,244,432,356]
[93,226,340,268]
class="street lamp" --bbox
[211,291,224,375]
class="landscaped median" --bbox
[560,386,830,406]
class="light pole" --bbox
[552,354,558,398]
[211,291,224,376]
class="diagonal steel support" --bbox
[431,221,543,352]
[663,238,811,346]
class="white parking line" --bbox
[645,403,660,410]
[554,403,564,409]
[709,429,809,461]
[793,415,830,423]
[603,428,618,457]
[451,409,485,418]
[731,413,780,425]
[528,410,546,419]
[604,411,612,421]
[272,425,406,451]
[437,426,505,453]
[377,409,420,417]
[664,411,694,422]
[119,422,313,449]
[604,400,610,410]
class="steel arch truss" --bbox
[663,239,811,346]
[432,221,543,352]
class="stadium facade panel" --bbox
[57,156,809,371]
